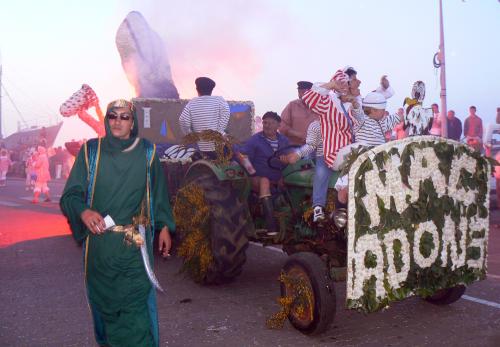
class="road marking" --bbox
[250,242,500,310]
[249,241,285,254]
[19,196,59,203]
[488,273,500,280]
[0,201,22,207]
[462,295,500,309]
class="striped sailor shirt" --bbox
[296,120,324,158]
[351,108,401,146]
[179,95,231,151]
[301,84,354,168]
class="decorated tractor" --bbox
[163,133,492,335]
[127,98,492,335]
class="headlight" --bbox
[332,208,348,229]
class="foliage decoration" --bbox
[173,183,214,282]
[344,136,490,313]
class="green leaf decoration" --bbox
[348,138,490,313]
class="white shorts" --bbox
[34,182,49,193]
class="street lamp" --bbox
[434,0,448,138]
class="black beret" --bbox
[297,81,313,90]
[262,111,281,122]
[195,77,216,90]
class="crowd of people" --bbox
[0,141,74,203]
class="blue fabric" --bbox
[236,132,290,182]
[312,155,334,207]
[160,120,167,137]
[229,104,250,113]
[85,138,99,206]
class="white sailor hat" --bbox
[362,92,387,109]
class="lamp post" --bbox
[438,0,448,138]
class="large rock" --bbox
[116,11,179,99]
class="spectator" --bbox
[53,147,65,179]
[32,146,51,203]
[446,109,462,141]
[236,112,290,234]
[279,81,318,145]
[496,107,500,124]
[429,103,441,136]
[0,149,12,187]
[394,108,407,139]
[25,149,37,190]
[464,106,483,151]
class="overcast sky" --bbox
[0,0,499,138]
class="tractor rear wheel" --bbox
[175,172,251,284]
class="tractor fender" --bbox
[184,159,248,182]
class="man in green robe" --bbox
[60,99,175,347]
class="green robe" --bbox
[60,115,174,347]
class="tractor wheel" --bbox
[424,285,466,305]
[176,172,250,284]
[280,252,336,335]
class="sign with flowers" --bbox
[346,136,491,313]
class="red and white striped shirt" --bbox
[301,85,353,168]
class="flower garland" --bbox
[173,183,214,282]
[345,136,492,313]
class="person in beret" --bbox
[179,77,230,159]
[279,81,319,146]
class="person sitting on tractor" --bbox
[334,91,401,204]
[235,111,290,234]
[285,67,361,222]
[179,76,231,159]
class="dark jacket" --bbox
[236,131,290,182]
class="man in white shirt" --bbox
[179,77,231,159]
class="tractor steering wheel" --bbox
[267,145,301,170]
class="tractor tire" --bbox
[280,252,336,335]
[424,285,466,305]
[184,172,250,284]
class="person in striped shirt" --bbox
[288,90,400,221]
[334,91,401,204]
[179,77,230,159]
[295,67,360,221]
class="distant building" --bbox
[2,123,62,149]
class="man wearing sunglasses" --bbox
[60,99,175,347]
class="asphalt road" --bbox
[1,178,499,346]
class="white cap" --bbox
[362,92,387,109]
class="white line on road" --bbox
[488,273,500,280]
[462,295,500,309]
[0,201,22,207]
[250,242,500,310]
[249,241,285,254]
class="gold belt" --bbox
[109,225,144,247]
[109,224,135,233]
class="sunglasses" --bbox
[107,112,132,121]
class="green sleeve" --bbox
[151,155,176,234]
[59,146,90,242]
